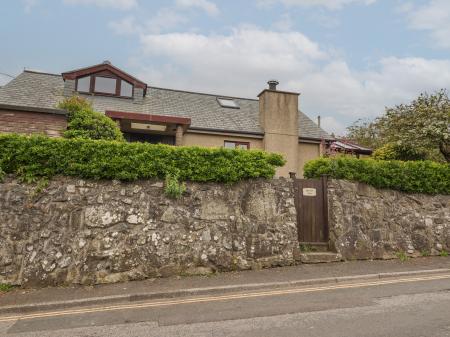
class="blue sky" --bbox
[2,0,450,135]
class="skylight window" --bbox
[217,97,240,109]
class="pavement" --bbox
[1,258,450,336]
[2,256,450,314]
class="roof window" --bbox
[217,97,240,109]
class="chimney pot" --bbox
[267,80,279,91]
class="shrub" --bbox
[0,284,14,292]
[58,96,124,141]
[0,134,285,183]
[304,157,450,195]
[165,174,186,199]
[396,251,409,262]
[373,143,427,161]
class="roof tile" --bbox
[0,71,333,140]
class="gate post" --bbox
[321,175,329,242]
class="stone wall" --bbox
[2,176,448,287]
[0,177,297,287]
[328,180,450,260]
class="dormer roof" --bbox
[61,61,147,90]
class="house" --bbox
[0,61,333,177]
[328,139,373,158]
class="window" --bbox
[75,74,134,98]
[120,80,133,97]
[76,76,90,92]
[224,141,250,150]
[217,97,240,109]
[94,76,117,94]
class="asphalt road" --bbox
[1,273,450,337]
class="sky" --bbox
[1,0,450,135]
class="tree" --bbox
[346,118,382,149]
[346,90,450,162]
[58,96,124,142]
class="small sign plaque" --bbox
[302,188,317,197]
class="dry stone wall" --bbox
[328,180,450,260]
[1,176,449,288]
[0,177,297,287]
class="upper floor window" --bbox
[77,76,90,92]
[76,75,133,98]
[224,141,250,150]
[95,76,116,94]
[120,81,133,97]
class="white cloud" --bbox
[134,27,450,135]
[272,13,294,31]
[176,0,219,16]
[257,0,376,10]
[145,8,189,33]
[405,0,450,49]
[63,0,137,10]
[109,1,217,36]
[320,116,346,136]
[23,0,38,13]
[109,8,188,36]
[140,27,326,71]
[293,57,450,125]
[108,16,140,35]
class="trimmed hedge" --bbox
[0,134,285,183]
[304,157,450,195]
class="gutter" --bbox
[299,136,335,144]
[0,103,67,116]
[187,127,264,138]
[188,127,335,143]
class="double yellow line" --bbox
[1,273,449,323]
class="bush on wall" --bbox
[58,96,124,142]
[304,157,450,195]
[0,134,285,183]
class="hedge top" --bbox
[304,157,450,195]
[0,133,285,183]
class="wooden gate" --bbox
[294,176,329,244]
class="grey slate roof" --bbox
[0,70,333,140]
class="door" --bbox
[294,176,329,243]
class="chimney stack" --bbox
[267,80,279,91]
[317,115,321,128]
[258,81,300,177]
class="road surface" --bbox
[1,273,450,337]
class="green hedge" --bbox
[0,134,285,182]
[304,157,450,195]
